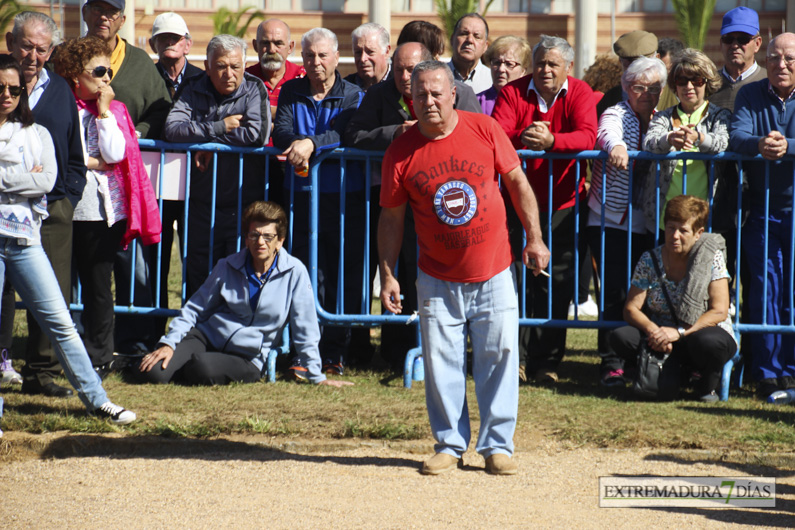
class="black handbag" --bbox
[632,252,682,400]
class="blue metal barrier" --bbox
[58,141,795,396]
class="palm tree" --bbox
[210,6,264,39]
[671,0,718,49]
[0,0,26,34]
[433,0,497,42]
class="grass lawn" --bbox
[1,243,794,456]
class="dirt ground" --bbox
[1,432,793,528]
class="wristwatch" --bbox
[677,327,686,340]
[99,110,112,120]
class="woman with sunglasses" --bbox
[52,37,160,377]
[0,53,134,423]
[643,49,731,237]
[587,56,667,387]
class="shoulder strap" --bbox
[650,250,682,326]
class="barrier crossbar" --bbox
[53,141,795,394]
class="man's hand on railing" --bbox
[223,114,243,132]
[608,145,629,170]
[283,138,315,171]
[759,131,789,161]
[195,151,212,172]
[520,121,554,151]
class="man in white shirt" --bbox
[447,13,491,94]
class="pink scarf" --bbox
[74,97,162,248]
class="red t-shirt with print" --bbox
[381,111,520,283]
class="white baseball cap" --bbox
[151,12,189,38]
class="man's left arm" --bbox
[217,81,266,146]
[501,164,550,272]
[545,82,597,151]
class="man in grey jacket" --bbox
[164,34,270,298]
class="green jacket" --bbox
[110,40,172,139]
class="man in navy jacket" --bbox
[6,11,87,398]
[272,27,364,377]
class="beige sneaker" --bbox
[485,454,518,475]
[421,453,461,475]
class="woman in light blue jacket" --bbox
[137,201,352,387]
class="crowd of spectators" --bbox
[1,3,794,414]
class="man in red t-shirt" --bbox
[379,61,549,476]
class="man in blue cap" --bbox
[711,6,766,112]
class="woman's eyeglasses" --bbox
[0,84,23,98]
[675,76,707,87]
[86,66,113,80]
[630,85,662,95]
[247,232,278,243]
[490,60,521,70]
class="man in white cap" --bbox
[150,12,203,98]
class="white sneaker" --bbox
[0,349,22,385]
[578,296,600,317]
[93,401,137,425]
[569,296,599,318]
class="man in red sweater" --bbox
[492,34,597,384]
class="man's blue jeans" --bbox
[417,267,519,458]
[0,238,107,410]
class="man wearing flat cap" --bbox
[711,6,766,112]
[596,30,658,117]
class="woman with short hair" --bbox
[588,56,667,386]
[477,36,531,115]
[611,195,736,402]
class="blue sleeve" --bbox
[729,85,763,155]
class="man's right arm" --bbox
[378,203,407,314]
[729,86,764,154]
[64,93,87,207]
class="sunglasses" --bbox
[720,34,756,46]
[675,76,707,87]
[85,66,113,80]
[0,84,23,98]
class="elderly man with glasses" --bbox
[730,32,795,403]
